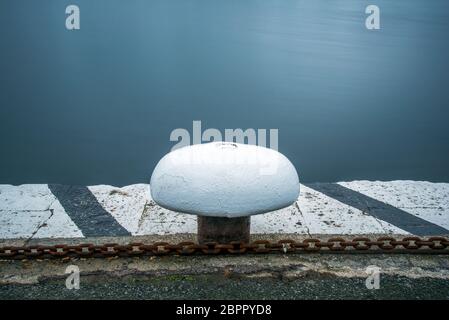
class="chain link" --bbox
[1,236,448,260]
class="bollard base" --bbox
[197,216,250,244]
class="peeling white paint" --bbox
[88,184,150,234]
[296,185,407,235]
[339,181,449,230]
[135,200,197,236]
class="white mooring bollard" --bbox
[150,142,300,244]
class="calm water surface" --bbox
[1,0,449,185]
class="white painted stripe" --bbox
[35,196,84,239]
[135,203,197,236]
[0,184,83,239]
[0,210,52,239]
[88,184,150,235]
[0,184,56,211]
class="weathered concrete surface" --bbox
[2,181,449,240]
[308,183,449,235]
[1,181,448,299]
[1,252,448,299]
[2,274,448,300]
[1,234,449,300]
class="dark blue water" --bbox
[1,0,449,186]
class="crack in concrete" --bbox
[24,208,54,245]
[363,200,395,233]
[364,200,386,230]
[23,191,63,244]
[295,201,312,238]
[137,201,154,230]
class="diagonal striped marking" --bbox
[48,184,131,237]
[306,183,449,236]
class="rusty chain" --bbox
[1,236,448,260]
